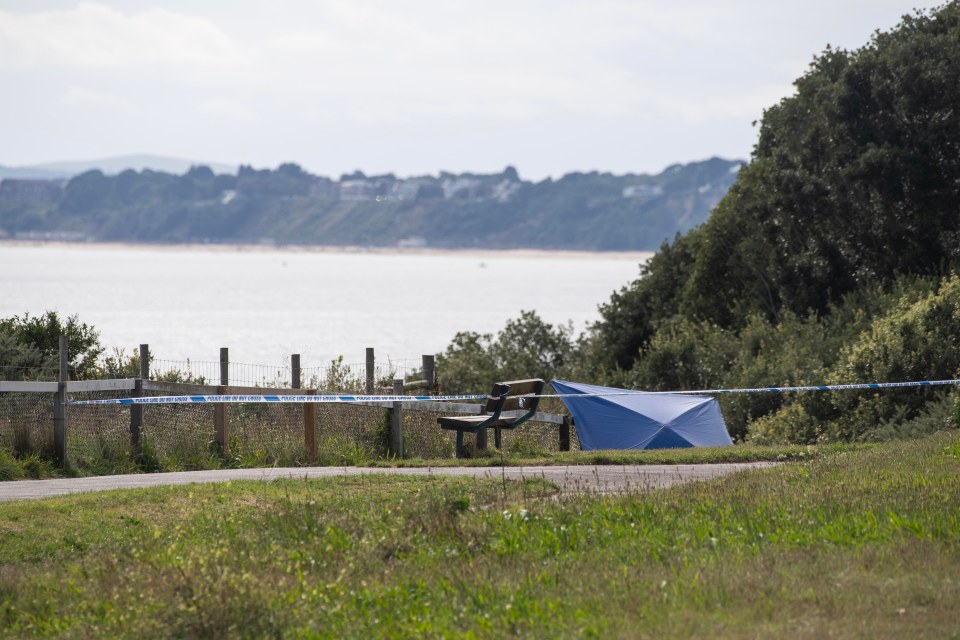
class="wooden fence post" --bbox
[389,378,404,458]
[365,347,375,394]
[214,347,229,454]
[53,335,68,466]
[130,343,149,454]
[293,354,318,465]
[291,353,301,389]
[422,354,436,394]
[560,415,572,452]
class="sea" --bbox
[1,242,652,372]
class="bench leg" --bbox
[456,431,463,459]
[494,428,501,450]
[476,427,488,451]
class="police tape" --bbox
[543,378,960,397]
[69,393,488,406]
[68,378,960,406]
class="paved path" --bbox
[0,463,777,502]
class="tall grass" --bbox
[1,432,958,638]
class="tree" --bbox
[0,312,103,380]
[593,3,960,353]
[592,231,700,370]
[436,311,575,394]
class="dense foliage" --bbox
[439,4,960,444]
[0,312,102,380]
[0,158,739,251]
[437,311,577,394]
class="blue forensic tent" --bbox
[552,380,733,450]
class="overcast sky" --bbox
[0,1,943,180]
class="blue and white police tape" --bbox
[68,378,960,406]
[668,378,960,395]
[69,393,487,406]
[542,378,960,398]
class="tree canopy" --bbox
[0,312,102,380]
[595,3,960,371]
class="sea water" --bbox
[1,243,651,371]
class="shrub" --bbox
[0,449,24,481]
[747,401,822,446]
[822,274,960,441]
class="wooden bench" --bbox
[438,378,545,458]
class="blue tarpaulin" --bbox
[552,380,733,450]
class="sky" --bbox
[0,1,944,180]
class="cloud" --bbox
[0,1,802,126]
[0,0,942,177]
[0,2,250,72]
[643,84,797,125]
[62,86,139,113]
[198,98,258,123]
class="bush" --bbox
[437,310,576,394]
[627,318,737,393]
[747,402,822,446]
[858,391,959,442]
[822,274,960,441]
[0,450,24,481]
[0,311,103,380]
[745,275,960,443]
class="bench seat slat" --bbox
[438,415,518,432]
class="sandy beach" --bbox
[0,239,654,263]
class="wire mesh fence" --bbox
[148,358,428,390]
[67,388,135,469]
[1,391,573,471]
[0,392,54,458]
[1,345,573,469]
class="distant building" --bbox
[395,178,440,201]
[340,179,379,201]
[492,179,521,203]
[0,179,65,202]
[13,231,88,242]
[309,179,340,199]
[397,236,428,248]
[622,184,664,200]
[442,177,483,200]
[340,177,397,201]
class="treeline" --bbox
[439,3,960,444]
[0,158,740,251]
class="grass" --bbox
[372,441,861,467]
[0,450,57,481]
[1,431,958,637]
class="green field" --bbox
[1,432,958,638]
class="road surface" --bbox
[0,462,777,501]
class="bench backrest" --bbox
[484,378,545,414]
[484,383,512,414]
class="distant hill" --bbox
[0,158,742,250]
[0,154,237,180]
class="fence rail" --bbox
[1,340,572,468]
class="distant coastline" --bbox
[0,158,738,252]
[0,239,655,262]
